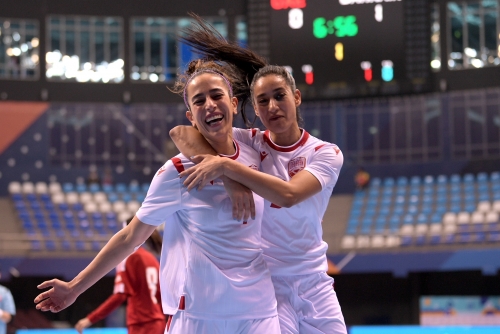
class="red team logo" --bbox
[288,157,306,177]
[156,165,167,176]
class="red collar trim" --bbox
[263,129,309,152]
[218,140,240,160]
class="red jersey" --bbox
[87,247,164,326]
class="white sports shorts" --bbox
[165,311,280,334]
[272,272,347,334]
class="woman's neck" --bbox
[208,137,235,156]
[270,125,302,147]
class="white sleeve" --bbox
[304,144,343,189]
[136,160,183,226]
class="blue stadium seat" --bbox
[407,205,418,214]
[410,176,421,185]
[76,240,86,251]
[415,235,426,246]
[436,175,448,184]
[58,203,69,211]
[72,203,84,211]
[92,241,101,251]
[401,236,412,246]
[102,184,113,193]
[107,192,119,203]
[441,234,455,244]
[115,183,127,193]
[40,193,51,202]
[379,207,390,216]
[417,214,428,224]
[63,183,75,192]
[141,183,150,192]
[121,193,132,203]
[88,183,100,193]
[135,192,146,203]
[476,172,488,183]
[403,214,415,225]
[76,183,87,193]
[421,204,432,214]
[45,240,57,251]
[77,211,87,220]
[423,175,434,185]
[31,240,42,251]
[106,212,117,221]
[463,173,474,183]
[62,240,72,251]
[26,193,37,202]
[396,176,408,186]
[488,231,500,242]
[393,205,404,215]
[129,183,140,193]
[383,177,395,186]
[449,174,461,184]
[490,171,500,182]
[422,186,433,195]
[11,193,23,201]
[457,233,473,244]
[429,235,440,245]
[475,232,486,243]
[79,220,90,230]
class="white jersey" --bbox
[233,128,343,276]
[137,140,277,320]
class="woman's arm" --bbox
[182,155,323,208]
[34,217,156,313]
[169,125,216,157]
[170,125,255,220]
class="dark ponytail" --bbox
[176,13,268,126]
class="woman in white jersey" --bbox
[35,58,280,334]
[170,17,347,334]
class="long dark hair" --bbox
[178,13,304,127]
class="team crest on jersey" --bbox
[288,157,306,177]
[156,165,167,176]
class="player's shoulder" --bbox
[234,139,260,167]
[304,133,343,157]
[305,134,341,154]
[154,154,193,179]
[233,127,265,141]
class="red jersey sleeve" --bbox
[86,293,127,324]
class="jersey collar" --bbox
[218,139,240,160]
[263,129,310,152]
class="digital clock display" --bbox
[269,0,406,99]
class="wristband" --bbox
[0,309,4,318]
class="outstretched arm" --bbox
[34,217,156,313]
[170,125,255,220]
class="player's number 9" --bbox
[146,267,159,304]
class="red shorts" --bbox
[128,319,166,334]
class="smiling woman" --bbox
[34,15,281,334]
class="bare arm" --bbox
[182,155,322,208]
[34,217,156,312]
[169,125,216,157]
[170,125,255,220]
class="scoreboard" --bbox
[269,0,409,99]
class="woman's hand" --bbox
[180,155,226,190]
[221,177,256,221]
[34,279,78,313]
[75,317,92,333]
